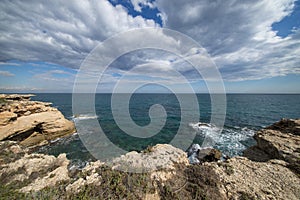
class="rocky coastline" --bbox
[0,94,76,148]
[0,94,299,199]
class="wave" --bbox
[189,122,220,132]
[72,114,98,121]
[189,122,256,157]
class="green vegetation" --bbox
[0,165,156,200]
[70,166,155,199]
[0,97,7,106]
[0,161,226,200]
[0,183,27,200]
[155,164,224,200]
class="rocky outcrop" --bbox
[110,144,189,181]
[244,118,300,174]
[207,157,300,200]
[66,160,104,194]
[0,141,70,193]
[0,94,76,147]
[267,118,300,135]
[0,119,299,199]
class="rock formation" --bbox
[0,94,76,147]
[0,141,70,194]
[244,118,300,174]
[110,144,189,174]
[207,157,300,199]
[0,117,299,199]
[188,143,222,164]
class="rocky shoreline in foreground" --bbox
[0,94,299,199]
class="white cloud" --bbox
[130,0,155,12]
[0,0,299,88]
[152,0,300,81]
[0,0,158,68]
[0,71,14,77]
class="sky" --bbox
[0,0,299,93]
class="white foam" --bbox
[72,114,98,121]
[189,122,255,157]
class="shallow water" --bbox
[33,93,300,163]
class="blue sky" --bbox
[0,0,299,93]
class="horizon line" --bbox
[1,92,300,95]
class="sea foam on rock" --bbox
[187,144,222,164]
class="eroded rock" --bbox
[0,111,17,126]
[244,118,300,174]
[0,94,76,147]
[207,157,300,200]
[0,142,70,193]
[110,144,189,175]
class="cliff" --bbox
[0,94,76,147]
[0,98,299,200]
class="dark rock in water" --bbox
[188,144,222,164]
[197,148,222,162]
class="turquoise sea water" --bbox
[32,94,300,165]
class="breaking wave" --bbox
[72,114,98,121]
[189,122,256,157]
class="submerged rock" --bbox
[0,94,76,147]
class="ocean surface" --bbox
[32,94,300,166]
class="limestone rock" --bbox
[66,160,104,194]
[66,178,86,194]
[207,157,300,200]
[244,118,300,174]
[0,111,17,126]
[0,94,76,147]
[19,154,70,192]
[0,142,70,193]
[267,118,300,135]
[110,144,189,175]
[0,94,34,101]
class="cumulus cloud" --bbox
[0,0,158,68]
[0,70,14,77]
[154,0,300,81]
[0,0,299,86]
[130,0,155,12]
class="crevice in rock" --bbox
[5,123,44,142]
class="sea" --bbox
[32,93,300,167]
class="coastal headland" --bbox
[0,94,299,199]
